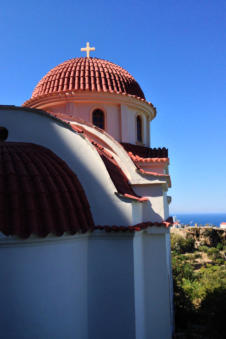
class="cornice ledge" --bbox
[23,91,156,120]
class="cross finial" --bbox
[81,42,95,58]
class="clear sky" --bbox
[0,0,225,213]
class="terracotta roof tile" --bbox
[49,115,171,192]
[138,168,169,177]
[92,141,146,201]
[120,193,149,202]
[25,57,145,104]
[120,143,171,185]
[94,220,172,232]
[53,117,148,202]
[121,143,168,158]
[128,152,169,164]
[0,142,94,238]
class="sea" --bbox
[172,213,226,227]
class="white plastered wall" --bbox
[87,232,136,339]
[134,228,172,339]
[0,233,136,339]
[49,102,121,141]
[120,104,149,146]
[0,235,89,339]
[0,228,173,339]
[133,184,166,222]
[163,189,170,220]
[34,92,153,146]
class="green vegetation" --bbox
[171,234,195,254]
[171,232,226,338]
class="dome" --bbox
[0,142,94,238]
[27,57,145,102]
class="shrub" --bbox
[215,258,225,265]
[194,252,202,259]
[207,247,219,254]
[173,278,196,330]
[172,232,226,337]
[182,278,206,305]
[171,234,195,254]
[172,254,194,282]
[198,265,226,293]
[203,228,222,247]
[207,247,221,260]
[198,245,209,252]
[216,242,223,250]
[171,234,182,252]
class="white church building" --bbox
[0,44,173,339]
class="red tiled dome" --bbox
[30,57,145,100]
[0,142,94,238]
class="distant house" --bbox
[220,222,226,229]
[172,221,182,228]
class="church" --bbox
[0,43,173,339]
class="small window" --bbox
[92,109,105,129]
[136,115,142,142]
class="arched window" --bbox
[136,115,142,142]
[92,109,105,129]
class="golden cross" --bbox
[81,42,95,58]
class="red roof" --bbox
[121,143,168,158]
[24,57,145,104]
[95,220,171,232]
[0,142,94,238]
[55,116,171,193]
[128,152,169,164]
[59,118,148,202]
[90,141,148,202]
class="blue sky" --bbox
[0,0,225,213]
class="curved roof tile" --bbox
[0,142,94,238]
[121,143,168,158]
[28,57,145,101]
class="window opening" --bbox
[136,115,142,142]
[92,109,105,129]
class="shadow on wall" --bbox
[87,233,136,339]
[133,185,164,223]
[52,123,139,226]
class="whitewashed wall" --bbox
[0,229,172,339]
[134,228,172,339]
[0,235,88,339]
[133,184,165,221]
[120,105,149,146]
[87,233,135,339]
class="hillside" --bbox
[171,227,226,339]
[171,227,226,248]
